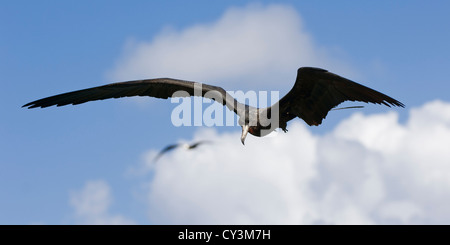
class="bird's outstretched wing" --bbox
[153,143,183,162]
[277,67,404,126]
[188,140,213,149]
[22,78,244,115]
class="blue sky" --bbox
[1,1,450,224]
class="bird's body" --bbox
[23,67,404,144]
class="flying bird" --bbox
[23,67,404,144]
[153,140,212,162]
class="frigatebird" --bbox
[153,141,212,162]
[23,67,404,144]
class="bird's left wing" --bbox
[276,67,404,126]
[189,140,213,149]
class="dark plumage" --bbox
[153,141,212,162]
[23,67,404,144]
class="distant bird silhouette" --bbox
[23,67,404,144]
[153,141,212,162]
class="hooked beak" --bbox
[241,125,249,145]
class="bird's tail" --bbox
[331,106,364,111]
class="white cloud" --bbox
[105,3,450,224]
[140,100,450,224]
[69,180,135,225]
[108,4,355,92]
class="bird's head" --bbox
[238,107,275,145]
[240,124,262,145]
[240,125,250,145]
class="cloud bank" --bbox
[69,180,135,225]
[100,3,449,224]
[109,4,354,91]
[141,100,450,224]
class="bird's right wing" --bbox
[23,78,244,115]
[153,143,183,162]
